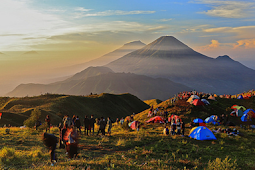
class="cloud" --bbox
[74,10,155,18]
[159,18,173,22]
[208,40,220,48]
[234,39,255,49]
[193,0,255,18]
[75,7,92,12]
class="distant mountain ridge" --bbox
[62,40,146,74]
[106,36,255,94]
[7,66,191,100]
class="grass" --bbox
[1,96,255,169]
[0,121,254,169]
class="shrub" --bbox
[23,108,42,128]
[116,138,126,146]
[207,156,237,170]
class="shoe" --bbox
[66,152,68,155]
[51,163,54,166]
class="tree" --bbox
[23,108,41,128]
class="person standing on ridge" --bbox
[45,115,51,133]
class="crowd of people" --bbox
[163,119,185,136]
[42,114,115,166]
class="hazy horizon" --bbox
[1,0,255,95]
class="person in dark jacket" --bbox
[97,117,106,136]
[42,133,58,166]
[89,115,96,135]
[83,115,89,135]
[75,116,81,134]
[45,115,51,133]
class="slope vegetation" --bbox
[0,93,150,126]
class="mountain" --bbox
[106,36,255,94]
[6,66,191,100]
[0,93,149,126]
[63,40,146,73]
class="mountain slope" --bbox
[0,93,150,126]
[106,36,255,94]
[63,40,146,73]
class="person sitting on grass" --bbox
[42,132,58,166]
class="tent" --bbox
[243,109,255,118]
[204,116,215,123]
[192,99,205,106]
[168,115,182,123]
[208,95,216,101]
[241,113,251,122]
[187,95,200,104]
[201,99,210,105]
[231,105,246,111]
[193,118,203,123]
[230,109,243,117]
[129,121,140,130]
[146,116,165,123]
[237,95,243,99]
[189,126,216,140]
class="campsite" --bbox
[1,91,255,169]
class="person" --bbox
[59,123,67,149]
[116,118,119,125]
[170,120,176,135]
[83,115,89,135]
[66,125,79,159]
[97,117,106,136]
[89,115,96,135]
[107,117,113,136]
[45,115,51,133]
[181,121,185,137]
[120,117,124,125]
[163,126,169,135]
[72,115,77,126]
[176,119,181,135]
[42,132,58,166]
[63,115,72,127]
[75,116,81,134]
[35,119,41,130]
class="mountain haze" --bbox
[106,36,255,94]
[7,66,191,100]
[63,40,146,73]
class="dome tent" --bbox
[189,126,216,140]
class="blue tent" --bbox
[237,95,243,99]
[241,113,251,122]
[243,109,255,115]
[193,118,203,123]
[204,117,214,123]
[189,126,217,140]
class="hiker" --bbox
[116,118,119,125]
[120,117,124,125]
[107,117,113,136]
[63,115,72,127]
[181,121,185,137]
[74,116,81,134]
[176,119,181,135]
[83,115,89,135]
[66,125,79,159]
[59,123,67,149]
[42,132,58,166]
[170,120,176,135]
[163,126,169,135]
[89,115,96,135]
[72,115,76,126]
[97,117,106,136]
[45,115,51,133]
[35,119,41,130]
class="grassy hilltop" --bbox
[0,93,149,126]
[0,94,255,169]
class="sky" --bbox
[0,0,255,94]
